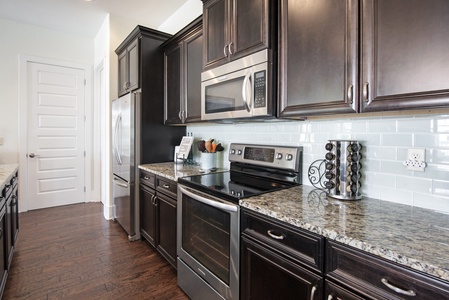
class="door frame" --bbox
[18,55,92,212]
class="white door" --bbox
[27,62,86,210]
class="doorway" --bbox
[19,56,90,211]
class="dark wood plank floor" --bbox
[3,202,189,299]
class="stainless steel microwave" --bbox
[201,49,274,121]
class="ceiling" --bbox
[0,0,190,37]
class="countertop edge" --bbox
[0,164,19,192]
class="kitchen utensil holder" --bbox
[201,152,217,170]
[324,140,362,200]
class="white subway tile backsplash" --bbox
[188,114,449,213]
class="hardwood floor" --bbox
[3,202,189,299]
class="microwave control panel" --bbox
[254,70,266,108]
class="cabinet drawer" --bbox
[326,240,449,300]
[241,208,324,273]
[140,171,156,189]
[156,177,177,198]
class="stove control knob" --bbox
[230,149,236,155]
[276,153,283,160]
[286,154,293,161]
[237,150,242,155]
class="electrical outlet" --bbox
[403,148,426,171]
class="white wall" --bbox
[0,17,94,164]
[187,111,449,213]
[158,0,203,34]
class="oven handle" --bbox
[179,186,238,213]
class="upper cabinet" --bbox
[278,0,359,118]
[278,0,449,118]
[202,0,275,70]
[116,26,172,97]
[163,17,203,125]
[360,0,449,112]
[117,38,139,96]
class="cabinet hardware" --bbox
[163,184,170,189]
[228,42,233,55]
[178,111,182,121]
[310,285,317,300]
[223,44,229,57]
[347,84,354,104]
[363,82,370,103]
[327,295,342,300]
[143,176,150,180]
[267,229,285,240]
[381,278,416,296]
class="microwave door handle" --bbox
[179,186,238,213]
[241,72,252,112]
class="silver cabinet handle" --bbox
[310,285,317,300]
[381,278,416,296]
[223,44,228,57]
[228,42,233,55]
[327,294,342,300]
[143,176,150,180]
[163,184,170,189]
[363,82,370,103]
[347,84,354,104]
[28,153,40,158]
[267,229,285,240]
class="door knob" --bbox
[28,153,39,158]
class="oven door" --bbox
[177,185,239,300]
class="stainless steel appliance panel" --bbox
[113,175,135,236]
[177,185,239,300]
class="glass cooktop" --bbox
[178,170,298,204]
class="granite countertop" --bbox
[240,185,449,282]
[139,162,227,181]
[0,164,19,192]
[139,162,449,282]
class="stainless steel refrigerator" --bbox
[112,93,140,241]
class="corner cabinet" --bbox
[163,17,203,125]
[240,208,324,300]
[139,170,177,269]
[278,0,449,118]
[202,0,275,70]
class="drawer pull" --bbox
[267,229,285,240]
[381,278,416,296]
[327,295,342,300]
[143,176,150,180]
[163,184,170,189]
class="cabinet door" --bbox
[156,193,177,269]
[231,0,270,60]
[118,50,128,96]
[361,0,449,112]
[0,206,6,296]
[241,235,323,300]
[184,29,203,123]
[127,39,140,93]
[140,185,157,246]
[164,43,182,125]
[11,185,18,246]
[5,196,12,270]
[203,0,230,69]
[278,0,359,118]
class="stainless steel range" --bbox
[177,143,303,300]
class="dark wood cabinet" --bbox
[0,170,18,299]
[240,208,324,300]
[117,38,139,96]
[139,170,177,269]
[278,0,359,118]
[278,0,449,118]
[202,0,274,70]
[163,17,203,125]
[325,240,449,300]
[360,0,449,112]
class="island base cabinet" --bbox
[241,236,323,300]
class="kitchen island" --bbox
[0,164,19,191]
[139,162,449,283]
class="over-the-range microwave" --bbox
[201,49,275,122]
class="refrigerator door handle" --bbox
[113,176,129,188]
[114,113,123,165]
